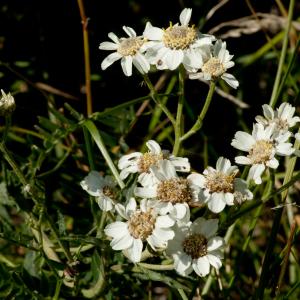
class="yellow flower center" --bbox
[117,37,144,56]
[128,210,156,240]
[182,234,207,259]
[205,171,237,193]
[248,140,274,164]
[202,57,225,78]
[163,25,197,50]
[157,178,192,204]
[137,152,165,173]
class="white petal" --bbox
[118,152,141,169]
[174,253,192,275]
[143,22,164,40]
[231,131,255,151]
[126,197,137,216]
[207,253,222,269]
[248,164,265,185]
[152,227,175,242]
[133,52,150,74]
[80,171,104,196]
[165,49,184,70]
[171,203,189,220]
[111,233,133,250]
[187,173,206,188]
[97,196,114,211]
[108,32,119,43]
[295,133,300,141]
[170,156,191,172]
[208,193,226,213]
[221,73,239,89]
[216,157,231,173]
[134,186,157,198]
[266,158,279,169]
[224,193,234,205]
[207,236,224,251]
[276,143,294,156]
[179,8,192,26]
[146,140,161,154]
[235,156,252,165]
[101,52,122,70]
[262,104,274,120]
[182,48,203,70]
[99,41,119,50]
[193,256,210,277]
[192,218,218,238]
[121,56,133,76]
[156,215,175,228]
[122,26,136,37]
[119,165,139,180]
[115,203,128,219]
[104,221,128,239]
[127,239,143,262]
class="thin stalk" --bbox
[269,0,295,107]
[2,116,11,143]
[178,288,188,300]
[180,81,216,142]
[137,262,174,271]
[53,279,63,300]
[77,0,93,115]
[84,120,125,189]
[83,126,96,170]
[173,66,185,156]
[143,74,175,125]
[255,133,299,299]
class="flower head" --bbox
[167,217,224,277]
[104,198,175,262]
[255,103,300,135]
[144,8,215,71]
[189,40,238,89]
[231,123,294,184]
[0,89,16,116]
[80,171,116,211]
[195,157,253,213]
[118,140,190,186]
[99,26,151,76]
[135,160,201,221]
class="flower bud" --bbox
[0,89,16,116]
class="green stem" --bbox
[53,279,63,300]
[84,120,125,189]
[269,0,295,107]
[173,66,185,156]
[137,262,174,271]
[2,116,11,143]
[178,288,188,300]
[77,0,93,115]
[143,74,176,125]
[180,81,216,142]
[83,126,96,170]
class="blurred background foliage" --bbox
[0,0,300,299]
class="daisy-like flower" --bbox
[143,8,215,72]
[167,217,224,277]
[118,140,190,186]
[255,103,300,135]
[0,89,16,116]
[231,123,294,184]
[99,26,151,76]
[189,40,239,89]
[80,171,117,211]
[195,157,253,213]
[104,197,175,263]
[135,160,201,220]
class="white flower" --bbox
[295,133,300,142]
[80,171,116,211]
[118,140,190,186]
[104,198,175,263]
[255,103,300,135]
[189,40,238,89]
[134,160,201,221]
[0,89,16,116]
[231,123,294,184]
[194,157,253,213]
[167,218,224,277]
[143,8,215,72]
[99,26,151,76]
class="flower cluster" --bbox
[231,103,298,184]
[99,8,238,88]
